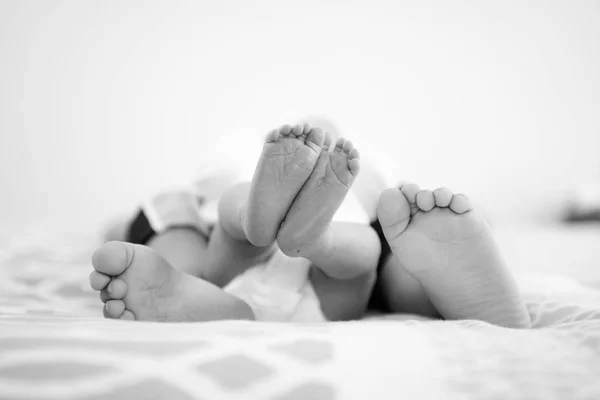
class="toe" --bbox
[400,183,420,205]
[92,241,133,276]
[377,188,411,241]
[119,310,135,321]
[348,157,360,177]
[302,123,311,135]
[305,127,325,150]
[291,124,304,136]
[322,132,332,150]
[433,187,453,207]
[348,147,359,159]
[265,128,279,142]
[416,190,435,211]
[104,300,125,319]
[279,124,292,135]
[105,279,128,300]
[342,139,353,154]
[89,271,110,291]
[449,194,472,214]
[333,137,345,152]
[100,290,110,303]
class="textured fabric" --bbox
[1,226,600,399]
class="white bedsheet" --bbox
[1,223,599,400]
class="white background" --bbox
[1,0,599,231]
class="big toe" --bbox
[306,127,325,146]
[92,241,133,276]
[377,188,411,242]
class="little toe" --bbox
[92,241,133,277]
[291,124,304,136]
[416,190,435,211]
[400,184,421,205]
[279,124,292,135]
[104,300,125,319]
[449,194,472,214]
[89,271,111,291]
[348,157,360,176]
[433,187,453,208]
[106,279,128,300]
[119,310,135,321]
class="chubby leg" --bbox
[147,228,211,278]
[377,252,440,318]
[310,260,377,321]
[303,221,379,321]
[89,241,254,321]
[275,138,379,320]
[300,221,380,280]
[204,182,277,287]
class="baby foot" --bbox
[277,138,360,257]
[377,185,531,328]
[89,241,254,322]
[243,124,327,247]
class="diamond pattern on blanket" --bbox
[0,338,213,357]
[269,340,334,364]
[0,362,116,380]
[1,227,600,400]
[93,379,201,400]
[196,354,275,390]
[273,382,335,400]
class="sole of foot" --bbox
[89,241,254,322]
[277,137,360,257]
[376,184,531,328]
[243,123,327,247]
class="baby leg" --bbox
[308,222,380,320]
[276,138,380,320]
[204,182,277,287]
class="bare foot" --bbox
[89,241,254,322]
[277,137,360,257]
[243,123,327,247]
[377,184,531,328]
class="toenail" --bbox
[107,282,113,293]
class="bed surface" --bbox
[1,223,600,399]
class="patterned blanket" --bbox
[1,228,600,400]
